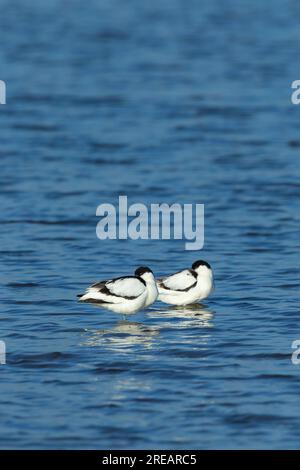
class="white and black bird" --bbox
[157,260,214,306]
[77,267,158,315]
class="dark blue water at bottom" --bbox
[1,0,300,449]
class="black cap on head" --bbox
[135,266,153,277]
[192,260,211,270]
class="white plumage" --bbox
[157,260,214,306]
[161,269,197,291]
[78,267,158,315]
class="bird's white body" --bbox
[144,277,159,308]
[78,269,158,315]
[157,263,214,306]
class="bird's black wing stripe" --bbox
[91,280,106,288]
[91,276,144,300]
[80,298,111,304]
[161,270,198,292]
[101,284,138,300]
[160,281,197,292]
[189,269,198,279]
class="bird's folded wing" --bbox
[106,277,145,298]
[89,276,145,300]
[159,269,197,291]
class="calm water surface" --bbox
[0,0,300,449]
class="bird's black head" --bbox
[192,260,211,270]
[135,266,153,277]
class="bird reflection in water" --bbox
[81,320,160,350]
[80,303,215,351]
[147,303,215,329]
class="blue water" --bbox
[1,0,300,449]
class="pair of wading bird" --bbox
[78,260,214,316]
